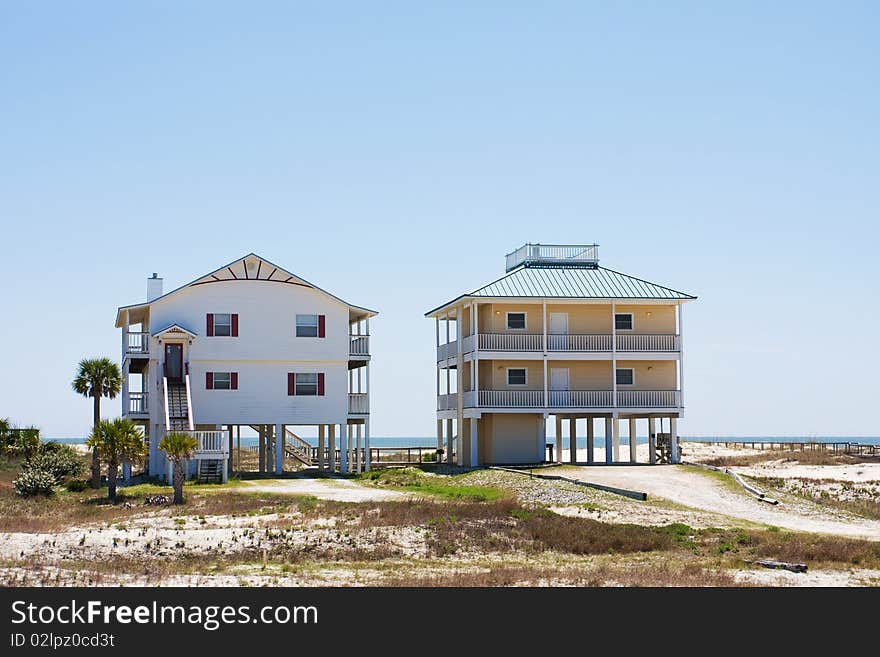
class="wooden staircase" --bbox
[198,459,223,483]
[165,382,191,431]
[285,428,315,466]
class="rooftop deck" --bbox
[505,243,599,272]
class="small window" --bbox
[507,312,526,330]
[296,314,319,337]
[214,313,232,336]
[616,368,634,386]
[213,372,232,390]
[295,373,318,395]
[615,313,633,331]
[507,368,527,386]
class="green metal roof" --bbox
[426,265,695,316]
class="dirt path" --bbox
[240,476,409,502]
[558,465,880,539]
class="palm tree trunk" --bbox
[90,394,101,488]
[108,456,118,502]
[173,460,184,504]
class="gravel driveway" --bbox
[558,465,880,540]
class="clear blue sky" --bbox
[1,2,878,438]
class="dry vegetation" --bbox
[700,451,873,468]
[3,459,880,587]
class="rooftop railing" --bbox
[505,243,599,272]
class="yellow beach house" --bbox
[426,243,696,467]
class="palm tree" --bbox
[159,432,198,504]
[86,418,146,502]
[72,358,122,488]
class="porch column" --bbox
[446,418,454,464]
[586,417,595,464]
[275,423,284,475]
[364,418,371,472]
[604,417,613,464]
[612,418,620,462]
[328,424,336,472]
[340,423,349,474]
[569,418,577,464]
[555,416,563,463]
[227,425,233,477]
[538,414,547,463]
[266,425,274,473]
[470,417,479,468]
[629,417,637,463]
[258,426,265,474]
[236,426,241,473]
[648,418,657,465]
[356,423,363,473]
[437,419,443,451]
[670,417,680,464]
[555,420,563,463]
[318,424,326,470]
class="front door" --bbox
[549,312,569,350]
[164,343,183,383]
[550,367,570,406]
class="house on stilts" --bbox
[115,253,376,482]
[426,243,696,467]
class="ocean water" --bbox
[44,435,880,448]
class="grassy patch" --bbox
[358,467,506,502]
[700,451,870,468]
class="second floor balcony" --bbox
[124,331,150,357]
[438,389,681,410]
[437,333,680,359]
[350,334,370,357]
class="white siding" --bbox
[191,361,348,425]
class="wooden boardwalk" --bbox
[698,440,880,457]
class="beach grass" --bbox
[357,467,507,501]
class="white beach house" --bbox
[115,253,376,481]
[426,243,696,467]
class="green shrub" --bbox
[64,478,89,492]
[13,468,56,497]
[6,428,40,457]
[27,444,84,481]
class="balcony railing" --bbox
[548,390,613,407]
[478,333,543,351]
[478,390,545,407]
[350,335,370,356]
[179,430,229,457]
[437,341,457,361]
[506,243,599,272]
[127,392,148,414]
[448,389,681,409]
[437,393,457,411]
[471,333,679,352]
[617,390,681,407]
[125,331,149,355]
[348,392,369,414]
[616,334,680,352]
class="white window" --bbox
[295,373,318,395]
[296,314,319,337]
[214,313,232,336]
[506,312,526,330]
[507,368,527,386]
[615,313,633,331]
[616,368,634,386]
[213,372,231,390]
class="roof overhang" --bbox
[425,295,695,318]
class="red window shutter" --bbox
[231,314,239,337]
[206,372,213,390]
[206,313,214,337]
[318,315,326,338]
[318,372,325,396]
[288,373,295,396]
[231,372,238,390]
